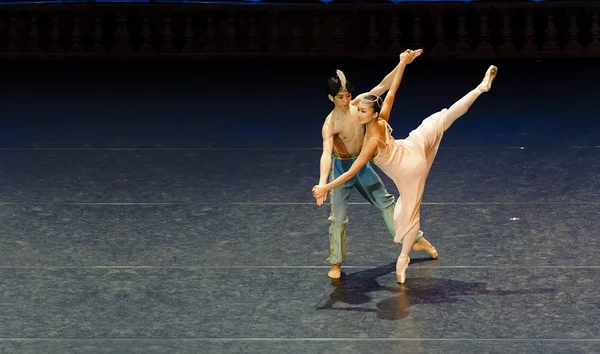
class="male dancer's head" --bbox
[327,70,354,110]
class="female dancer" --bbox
[312,51,497,283]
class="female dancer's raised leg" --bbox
[395,65,498,284]
[441,65,497,131]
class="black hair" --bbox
[361,94,383,113]
[327,74,354,96]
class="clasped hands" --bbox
[312,185,328,206]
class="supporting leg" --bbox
[327,159,354,279]
[396,223,421,284]
[355,163,425,243]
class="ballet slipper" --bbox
[479,65,497,93]
[328,264,341,279]
[412,237,439,259]
[396,253,410,284]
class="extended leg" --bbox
[442,65,497,131]
[409,65,498,157]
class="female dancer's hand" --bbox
[312,185,328,203]
[316,192,327,206]
[400,49,423,64]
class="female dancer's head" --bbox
[357,94,383,124]
[327,69,354,108]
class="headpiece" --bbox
[336,69,348,92]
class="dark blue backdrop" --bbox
[0,57,597,149]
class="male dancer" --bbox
[317,50,438,279]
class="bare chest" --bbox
[334,121,363,144]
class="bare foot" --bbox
[479,65,497,93]
[328,264,341,279]
[412,237,439,259]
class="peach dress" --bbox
[370,109,448,244]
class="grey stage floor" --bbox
[0,59,599,353]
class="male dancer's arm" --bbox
[316,116,335,206]
[351,49,423,106]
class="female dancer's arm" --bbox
[312,140,379,200]
[378,50,419,122]
[352,49,422,106]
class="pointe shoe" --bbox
[396,253,410,284]
[328,264,341,279]
[479,65,498,92]
[412,237,439,259]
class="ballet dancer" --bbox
[313,51,497,283]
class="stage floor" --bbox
[0,58,599,353]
